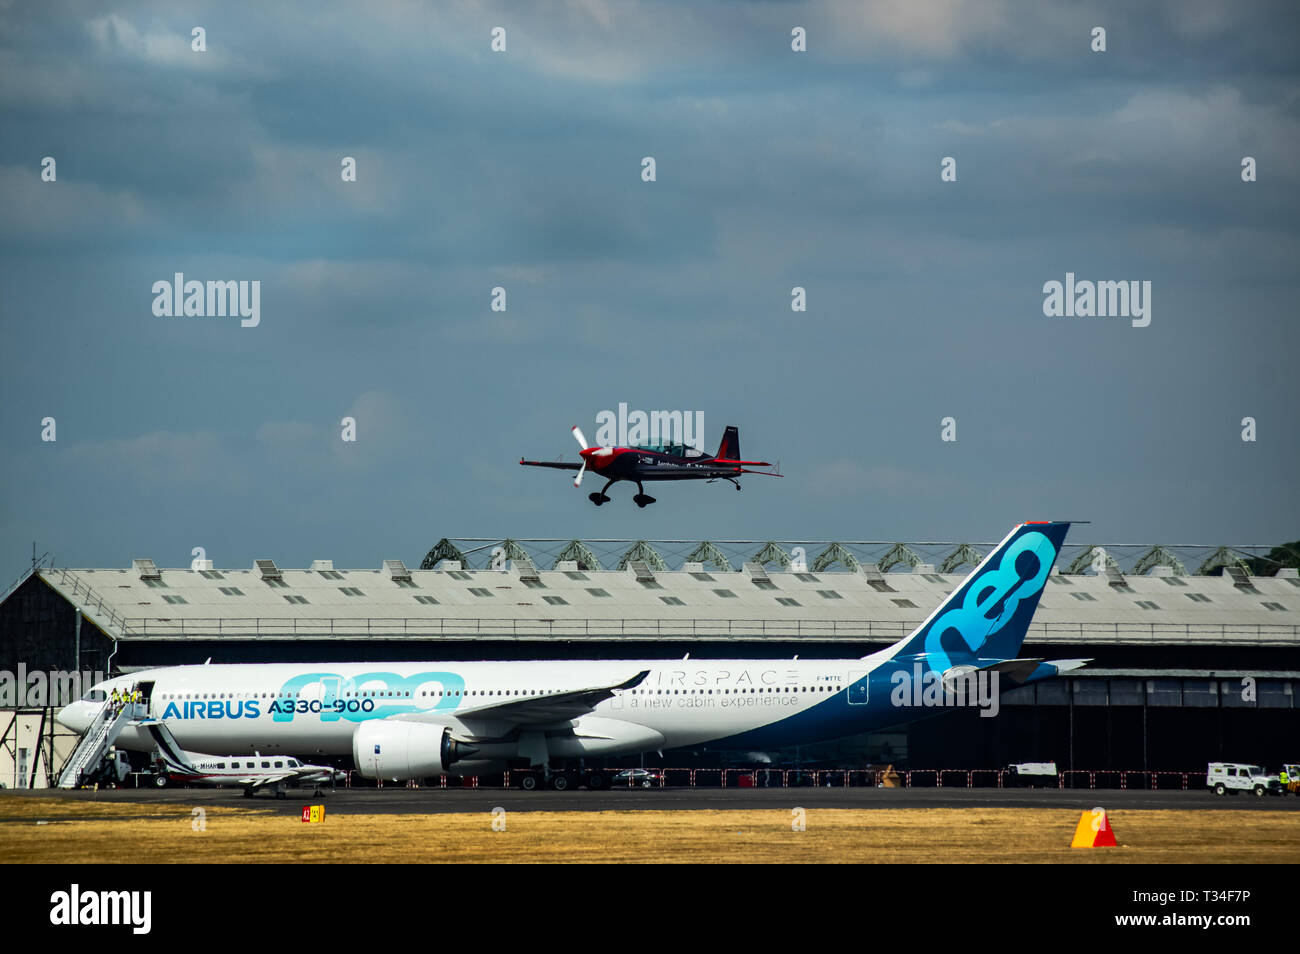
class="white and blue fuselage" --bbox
[57,523,1081,778]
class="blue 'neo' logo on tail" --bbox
[908,523,1068,672]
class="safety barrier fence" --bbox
[342,767,1206,790]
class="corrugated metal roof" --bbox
[37,561,1300,646]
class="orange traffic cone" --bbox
[1071,807,1118,847]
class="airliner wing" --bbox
[395,669,651,726]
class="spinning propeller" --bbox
[570,425,614,487]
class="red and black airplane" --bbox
[521,425,780,507]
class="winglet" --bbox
[616,669,652,691]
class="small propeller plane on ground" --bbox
[520,425,780,507]
[142,719,344,798]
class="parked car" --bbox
[612,768,664,789]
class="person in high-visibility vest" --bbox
[110,688,120,709]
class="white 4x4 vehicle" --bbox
[1207,762,1283,797]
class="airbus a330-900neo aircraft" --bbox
[58,522,1082,789]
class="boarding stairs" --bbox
[56,701,140,788]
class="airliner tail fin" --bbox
[887,521,1072,671]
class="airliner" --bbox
[57,522,1082,789]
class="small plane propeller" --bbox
[571,426,589,487]
[568,426,617,487]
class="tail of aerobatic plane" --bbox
[715,425,739,461]
[885,521,1072,672]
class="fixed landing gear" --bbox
[589,478,615,506]
[632,481,656,508]
[589,479,656,507]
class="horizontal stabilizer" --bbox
[1043,658,1091,674]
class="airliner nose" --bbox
[56,701,89,733]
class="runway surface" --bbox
[4,784,1298,818]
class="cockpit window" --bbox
[630,441,690,456]
[82,689,107,702]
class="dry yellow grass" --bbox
[2,797,1297,862]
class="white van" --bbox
[1206,762,1282,796]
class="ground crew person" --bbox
[110,688,119,709]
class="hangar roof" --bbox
[36,557,1300,647]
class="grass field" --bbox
[2,796,1297,862]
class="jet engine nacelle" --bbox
[352,720,458,780]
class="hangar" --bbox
[2,535,1297,787]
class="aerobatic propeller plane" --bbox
[520,425,780,507]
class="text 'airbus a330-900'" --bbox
[520,425,780,507]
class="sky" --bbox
[1,0,1297,577]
